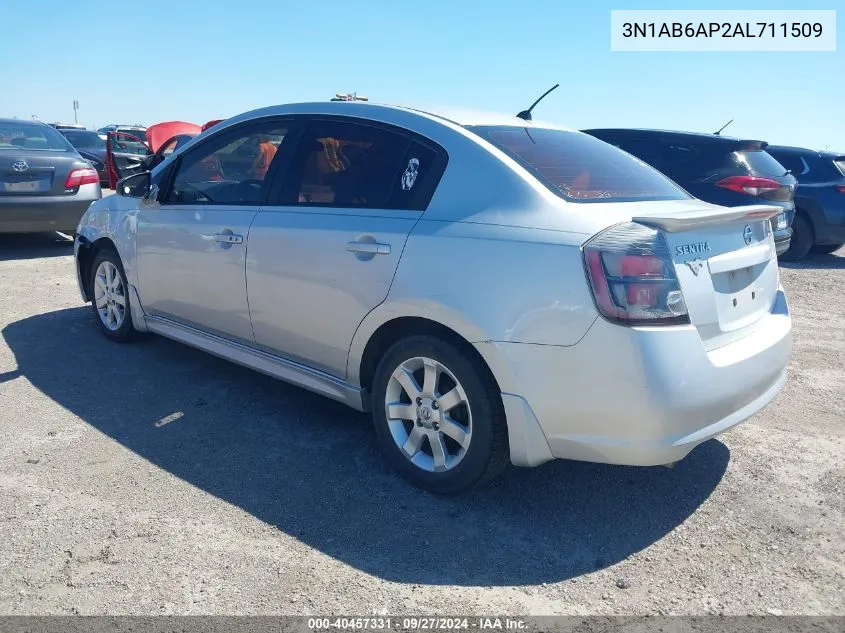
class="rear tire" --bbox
[89,249,139,343]
[780,214,813,261]
[371,335,509,494]
[810,243,843,255]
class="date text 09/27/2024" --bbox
[622,22,823,39]
[307,617,527,630]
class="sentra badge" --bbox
[675,242,711,256]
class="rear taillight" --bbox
[716,175,781,196]
[64,167,99,188]
[583,222,689,326]
[835,185,845,194]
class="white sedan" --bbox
[73,101,792,493]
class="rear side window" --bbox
[0,122,71,151]
[767,151,804,176]
[283,119,447,210]
[769,151,843,182]
[468,126,690,203]
[835,159,845,177]
[733,151,787,178]
[805,154,843,181]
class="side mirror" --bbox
[117,171,152,198]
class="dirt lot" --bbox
[0,233,842,616]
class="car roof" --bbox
[768,145,844,160]
[0,118,51,126]
[219,101,575,132]
[584,127,767,146]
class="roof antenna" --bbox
[516,84,560,121]
[713,119,733,135]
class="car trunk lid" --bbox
[0,152,84,196]
[633,203,782,350]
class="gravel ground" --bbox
[0,233,842,616]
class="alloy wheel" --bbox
[384,356,473,473]
[93,260,126,331]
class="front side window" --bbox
[287,120,412,208]
[469,126,690,203]
[166,123,289,205]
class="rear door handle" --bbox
[346,241,391,255]
[214,232,243,244]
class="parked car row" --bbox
[581,128,844,261]
[3,110,842,261]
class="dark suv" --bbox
[764,146,845,260]
[582,129,797,256]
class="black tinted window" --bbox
[62,130,105,148]
[167,123,289,205]
[470,126,689,203]
[733,151,787,177]
[289,120,410,208]
[804,154,843,182]
[767,151,804,176]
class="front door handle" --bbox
[346,241,390,255]
[214,232,243,245]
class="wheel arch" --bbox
[76,236,119,301]
[348,302,513,394]
[349,305,552,469]
[793,196,826,242]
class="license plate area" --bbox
[711,263,769,331]
[3,172,52,193]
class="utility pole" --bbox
[73,100,79,124]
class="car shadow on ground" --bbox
[3,307,729,586]
[780,251,844,270]
[0,232,74,261]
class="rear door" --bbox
[246,116,448,377]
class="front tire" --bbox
[89,249,138,342]
[371,335,509,494]
[780,214,813,261]
[811,243,843,255]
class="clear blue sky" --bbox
[1,0,841,150]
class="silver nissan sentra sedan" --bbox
[73,102,792,493]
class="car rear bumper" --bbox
[774,226,793,255]
[0,186,100,233]
[491,288,792,466]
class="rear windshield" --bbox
[62,130,105,149]
[0,122,71,151]
[467,126,690,203]
[834,160,845,177]
[733,150,787,177]
[117,128,147,142]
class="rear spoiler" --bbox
[633,204,782,232]
[732,140,768,152]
